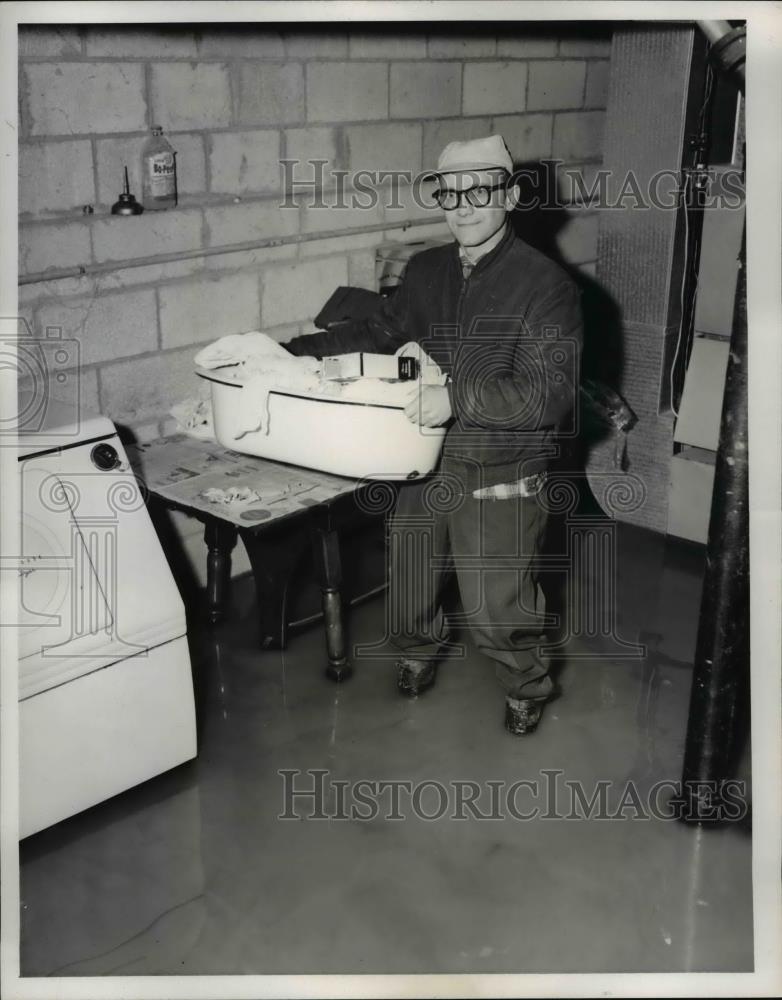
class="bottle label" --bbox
[147,151,175,197]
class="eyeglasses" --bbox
[432,182,508,211]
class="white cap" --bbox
[429,134,514,177]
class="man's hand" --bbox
[404,385,452,427]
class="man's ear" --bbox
[505,183,521,210]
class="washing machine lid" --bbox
[17,392,116,459]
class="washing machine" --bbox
[16,394,197,838]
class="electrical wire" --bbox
[670,58,717,418]
[670,171,691,418]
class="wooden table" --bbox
[127,434,377,681]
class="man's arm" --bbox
[449,280,583,431]
[283,278,411,359]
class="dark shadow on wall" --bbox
[509,160,626,657]
[509,159,626,494]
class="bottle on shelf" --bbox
[141,125,177,211]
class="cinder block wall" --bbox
[18,22,611,582]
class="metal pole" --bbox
[677,20,748,824]
[18,216,435,288]
[679,226,748,822]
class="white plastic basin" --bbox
[197,368,445,481]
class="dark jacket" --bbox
[284,225,583,491]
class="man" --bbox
[284,135,582,734]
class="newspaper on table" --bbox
[127,434,359,528]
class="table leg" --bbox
[241,529,309,650]
[204,519,238,627]
[311,517,352,682]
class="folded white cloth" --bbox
[194,331,298,370]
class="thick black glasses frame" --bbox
[432,181,508,211]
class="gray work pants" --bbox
[388,476,553,700]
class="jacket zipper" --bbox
[455,262,471,342]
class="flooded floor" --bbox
[19,521,753,977]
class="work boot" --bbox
[504,696,544,735]
[396,657,437,697]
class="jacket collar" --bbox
[452,222,515,278]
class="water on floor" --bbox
[18,522,753,977]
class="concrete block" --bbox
[349,249,379,291]
[285,126,343,176]
[463,62,528,116]
[19,274,91,306]
[131,420,167,444]
[19,222,92,276]
[261,256,348,326]
[17,366,100,422]
[92,258,206,292]
[197,26,285,57]
[159,272,261,349]
[96,133,206,208]
[283,31,348,58]
[301,199,384,239]
[238,63,305,125]
[99,347,201,426]
[345,123,422,175]
[84,26,198,57]
[308,63,389,123]
[496,35,559,58]
[299,232,381,259]
[205,199,299,247]
[23,63,146,136]
[349,32,427,59]
[391,63,461,119]
[427,32,497,58]
[559,35,612,57]
[555,209,599,264]
[552,111,605,160]
[382,221,451,243]
[557,162,605,205]
[150,63,231,131]
[527,60,586,111]
[203,244,297,271]
[92,210,202,264]
[209,130,281,194]
[585,60,611,109]
[36,289,157,366]
[383,181,441,227]
[262,323,302,344]
[422,117,492,171]
[19,140,94,216]
[19,26,82,58]
[492,113,553,162]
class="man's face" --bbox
[437,169,516,250]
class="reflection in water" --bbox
[19,524,752,976]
